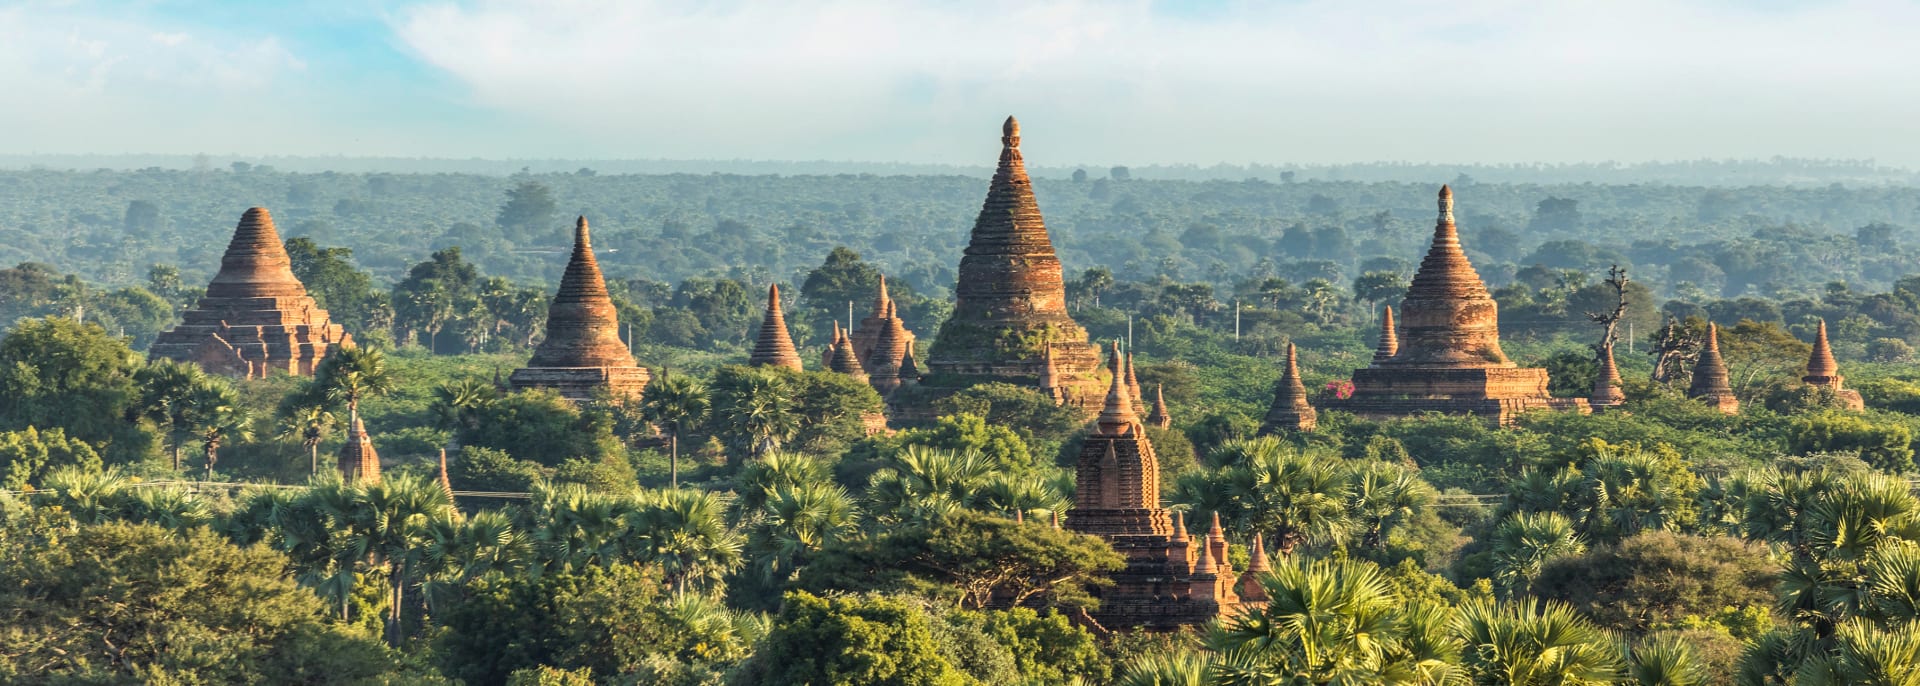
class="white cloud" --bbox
[393,0,1920,165]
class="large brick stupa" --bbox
[907,117,1107,418]
[1325,187,1587,424]
[150,207,351,377]
[509,217,650,401]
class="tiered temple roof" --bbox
[827,324,868,381]
[150,207,352,377]
[1066,343,1251,630]
[1260,343,1318,434]
[913,117,1106,419]
[1688,323,1740,414]
[509,217,651,401]
[1326,187,1588,424]
[749,284,804,371]
[1803,319,1864,411]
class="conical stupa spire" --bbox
[1172,510,1189,542]
[1260,343,1318,433]
[527,217,634,369]
[206,207,309,299]
[1146,383,1172,429]
[870,276,893,319]
[1096,342,1139,435]
[750,284,804,371]
[1373,306,1399,364]
[1385,186,1511,368]
[1247,532,1271,572]
[899,348,920,383]
[1806,319,1841,381]
[338,410,381,484]
[1125,352,1144,409]
[830,329,868,381]
[1192,536,1217,576]
[1590,343,1625,409]
[1688,323,1739,414]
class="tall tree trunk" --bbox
[310,442,319,477]
[669,430,679,489]
[388,563,405,647]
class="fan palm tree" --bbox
[627,488,745,594]
[1490,511,1585,597]
[1791,620,1920,686]
[1453,599,1622,686]
[733,449,831,516]
[428,378,498,451]
[712,371,798,459]
[1229,447,1353,556]
[313,345,398,432]
[124,486,213,532]
[133,360,207,472]
[529,483,636,573]
[421,508,530,613]
[40,466,129,524]
[1210,557,1421,684]
[1114,650,1214,686]
[277,404,336,477]
[747,481,858,584]
[1347,461,1434,551]
[640,372,709,488]
[188,379,251,480]
[355,474,453,646]
[1628,634,1712,686]
[865,446,997,523]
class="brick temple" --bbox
[1325,187,1588,424]
[150,207,352,377]
[1067,342,1259,630]
[509,217,651,401]
[906,117,1107,419]
[1804,319,1864,411]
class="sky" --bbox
[3,0,1918,167]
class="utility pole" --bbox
[1126,314,1133,350]
[1234,299,1241,341]
[1628,321,1634,355]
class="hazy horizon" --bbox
[5,0,1918,167]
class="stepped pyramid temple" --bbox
[912,117,1107,418]
[1260,343,1318,434]
[151,207,352,377]
[1804,320,1865,411]
[1326,187,1588,424]
[750,285,805,371]
[849,277,917,371]
[1688,323,1740,414]
[1066,342,1256,630]
[509,217,651,401]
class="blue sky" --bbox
[4,0,1918,166]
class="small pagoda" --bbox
[1688,323,1740,414]
[1259,343,1318,434]
[1326,187,1588,424]
[338,413,381,484]
[1803,319,1864,411]
[150,207,352,377]
[910,117,1107,419]
[1066,342,1255,630]
[848,276,916,370]
[509,217,651,401]
[749,284,804,371]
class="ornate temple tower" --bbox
[1803,319,1865,411]
[1326,187,1588,424]
[749,284,804,371]
[913,117,1106,418]
[1260,343,1318,434]
[510,217,651,401]
[150,207,352,377]
[1688,323,1740,414]
[1146,384,1172,430]
[827,324,868,382]
[1374,306,1399,363]
[1067,342,1244,630]
[338,413,381,484]
[1590,344,1626,410]
[849,276,916,369]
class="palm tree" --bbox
[277,404,336,477]
[188,379,251,480]
[640,372,709,488]
[428,378,498,450]
[1453,599,1622,686]
[124,485,213,533]
[1114,650,1214,686]
[1490,511,1585,597]
[733,449,830,516]
[133,360,206,471]
[41,466,129,524]
[626,488,745,594]
[529,483,636,573]
[1628,634,1712,686]
[421,508,530,614]
[1347,461,1434,551]
[865,447,997,524]
[712,371,798,459]
[1228,446,1353,556]
[1210,557,1432,684]
[747,481,858,584]
[313,345,398,425]
[1789,619,1920,686]
[355,474,453,646]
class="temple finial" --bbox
[1096,342,1138,435]
[1437,185,1455,225]
[1003,115,1020,139]
[1373,306,1399,364]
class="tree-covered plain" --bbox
[7,166,1920,683]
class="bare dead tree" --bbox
[1583,265,1630,357]
[1647,316,1704,385]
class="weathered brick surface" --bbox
[510,217,650,401]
